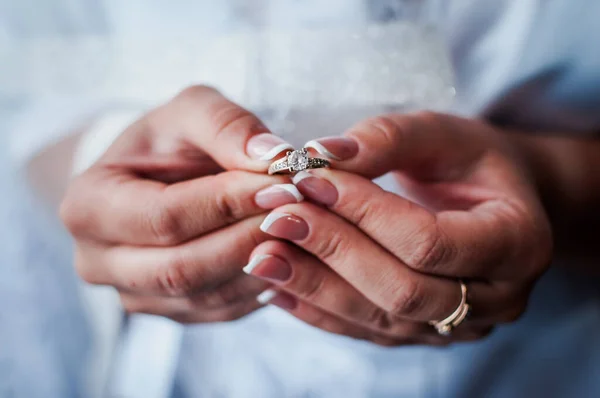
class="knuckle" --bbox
[364,306,393,330]
[389,279,426,318]
[210,172,255,223]
[73,247,101,284]
[311,229,350,264]
[359,115,402,146]
[155,254,199,296]
[199,282,247,308]
[404,220,449,273]
[209,102,256,137]
[74,258,97,285]
[346,193,381,230]
[146,201,184,245]
[297,271,327,303]
[303,309,329,329]
[213,188,242,224]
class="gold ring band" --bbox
[429,281,470,336]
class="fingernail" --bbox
[256,289,277,304]
[304,137,358,161]
[247,133,294,161]
[269,291,298,310]
[259,212,309,241]
[255,184,303,209]
[244,254,292,282]
[292,171,338,206]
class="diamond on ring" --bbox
[268,147,331,175]
[287,148,309,172]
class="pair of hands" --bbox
[61,86,552,346]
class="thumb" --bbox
[102,85,294,174]
[306,112,490,181]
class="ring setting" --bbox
[429,281,470,336]
[268,148,331,175]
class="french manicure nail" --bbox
[256,289,277,304]
[292,171,338,206]
[304,137,358,161]
[244,254,292,282]
[255,184,304,209]
[256,289,297,310]
[259,212,309,241]
[247,133,294,161]
[243,254,272,274]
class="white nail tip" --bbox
[292,171,312,185]
[304,140,341,161]
[243,254,272,274]
[258,143,295,161]
[274,184,304,202]
[257,289,277,304]
[259,212,291,233]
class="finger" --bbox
[248,242,517,332]
[305,112,489,181]
[76,216,269,296]
[103,85,293,171]
[121,293,264,324]
[292,168,547,281]
[261,291,421,347]
[264,292,492,346]
[245,240,434,337]
[259,203,527,325]
[105,153,224,183]
[258,203,467,323]
[119,275,269,312]
[62,170,300,246]
[62,85,298,246]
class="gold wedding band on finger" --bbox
[429,281,471,336]
[268,148,331,175]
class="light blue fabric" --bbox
[0,135,91,397]
[1,1,600,397]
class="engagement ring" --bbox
[268,148,331,175]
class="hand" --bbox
[243,112,552,345]
[60,86,304,323]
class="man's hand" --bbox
[243,112,553,345]
[60,86,303,323]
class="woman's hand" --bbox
[60,86,304,323]
[243,112,553,345]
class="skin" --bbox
[249,113,553,345]
[61,86,292,323]
[61,85,598,345]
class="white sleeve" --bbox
[8,97,108,209]
[10,97,144,211]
